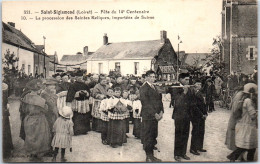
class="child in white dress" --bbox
[51,106,74,162]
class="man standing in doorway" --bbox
[140,70,164,162]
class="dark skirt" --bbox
[19,117,26,141]
[107,119,127,145]
[92,118,102,133]
[101,121,109,141]
[133,118,141,138]
[125,118,129,133]
[3,115,13,158]
[72,111,91,135]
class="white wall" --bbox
[87,59,152,76]
[2,43,34,75]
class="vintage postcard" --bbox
[2,0,258,162]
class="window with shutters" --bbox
[246,46,257,61]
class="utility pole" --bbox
[177,43,179,81]
[177,35,182,82]
[43,36,46,78]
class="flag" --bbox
[43,36,46,39]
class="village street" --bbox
[5,94,236,163]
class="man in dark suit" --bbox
[190,80,208,155]
[172,73,195,162]
[140,70,164,162]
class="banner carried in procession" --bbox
[159,66,176,74]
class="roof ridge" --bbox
[107,39,160,44]
[3,22,35,51]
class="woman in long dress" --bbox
[225,89,245,151]
[92,75,109,132]
[22,80,51,161]
[2,82,14,159]
[227,83,258,162]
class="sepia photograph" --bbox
[1,0,258,162]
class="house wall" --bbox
[34,52,51,77]
[155,39,178,72]
[2,43,34,75]
[87,59,152,76]
[222,1,257,74]
[231,37,257,74]
[59,61,87,72]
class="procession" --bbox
[2,0,258,163]
[3,66,258,162]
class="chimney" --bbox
[7,22,15,27]
[103,33,108,45]
[84,46,88,56]
[160,30,167,44]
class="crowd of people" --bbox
[2,66,258,162]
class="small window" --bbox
[28,65,31,75]
[246,46,257,61]
[250,48,254,59]
[115,62,120,72]
[22,64,25,73]
[98,63,103,74]
[134,62,139,75]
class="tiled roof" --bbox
[61,53,86,62]
[88,40,164,60]
[60,52,94,65]
[2,22,37,53]
[48,55,55,61]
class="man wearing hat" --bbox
[66,70,91,135]
[140,70,164,162]
[190,79,208,156]
[172,73,196,161]
[127,76,139,91]
[203,78,216,113]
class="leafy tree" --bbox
[204,36,225,74]
[2,49,19,77]
[2,49,19,93]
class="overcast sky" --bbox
[2,0,222,60]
